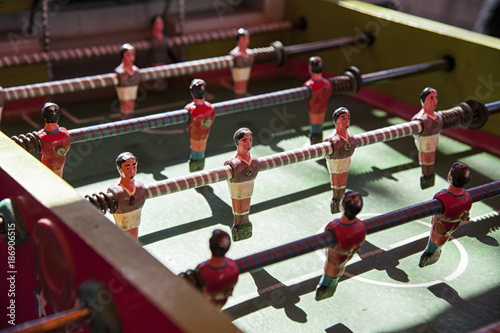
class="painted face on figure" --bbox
[336,113,351,132]
[239,34,250,49]
[123,49,136,66]
[153,17,164,32]
[120,158,137,179]
[423,90,438,113]
[237,133,253,154]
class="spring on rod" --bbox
[10,131,41,153]
[84,192,118,214]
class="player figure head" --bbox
[236,28,249,41]
[234,127,253,156]
[151,15,165,33]
[332,107,350,125]
[233,127,253,146]
[333,107,351,133]
[308,56,324,74]
[209,229,231,257]
[41,102,61,124]
[342,191,363,220]
[236,28,250,48]
[420,87,438,113]
[120,43,136,65]
[448,162,471,188]
[116,152,138,179]
[190,79,207,100]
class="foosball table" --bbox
[0,1,499,332]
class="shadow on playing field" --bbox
[223,215,500,330]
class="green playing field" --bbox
[3,74,499,333]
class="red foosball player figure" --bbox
[412,87,443,189]
[303,56,332,145]
[115,43,141,119]
[324,107,357,214]
[185,79,215,172]
[419,162,472,267]
[224,128,260,241]
[37,102,71,177]
[316,191,366,301]
[229,28,254,98]
[107,152,147,241]
[194,229,239,310]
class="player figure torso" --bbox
[304,78,333,114]
[196,258,239,307]
[186,102,215,139]
[433,189,473,222]
[38,127,71,167]
[326,218,367,255]
[230,47,254,68]
[115,64,141,86]
[412,110,443,136]
[325,132,357,159]
[224,154,260,183]
[108,180,147,214]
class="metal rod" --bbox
[4,56,231,102]
[486,100,500,114]
[85,100,486,212]
[235,180,500,273]
[169,20,297,48]
[147,119,423,197]
[60,59,451,144]
[258,142,333,172]
[257,120,425,172]
[0,21,296,69]
[236,230,336,274]
[364,180,500,233]
[139,55,234,82]
[355,121,422,147]
[146,166,233,199]
[3,36,357,102]
[68,85,310,143]
[361,57,453,85]
[283,37,356,56]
